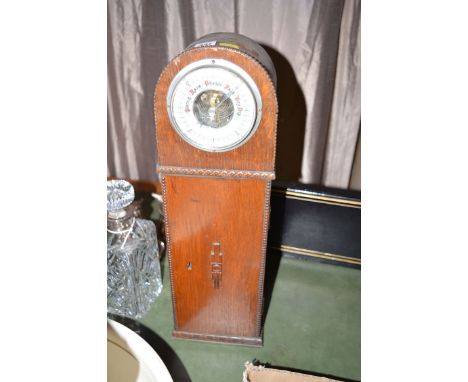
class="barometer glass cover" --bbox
[167,59,262,152]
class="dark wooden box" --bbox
[268,181,361,269]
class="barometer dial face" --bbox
[167,58,262,152]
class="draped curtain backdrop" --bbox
[108,0,361,189]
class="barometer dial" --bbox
[166,58,262,152]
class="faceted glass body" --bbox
[107,214,163,319]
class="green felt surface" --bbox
[139,254,360,382]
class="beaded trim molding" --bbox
[157,165,275,180]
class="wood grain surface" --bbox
[155,47,278,172]
[155,45,277,345]
[163,176,268,339]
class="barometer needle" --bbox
[215,88,236,110]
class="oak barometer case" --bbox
[155,33,277,346]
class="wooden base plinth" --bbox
[172,330,263,347]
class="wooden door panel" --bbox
[164,176,267,338]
